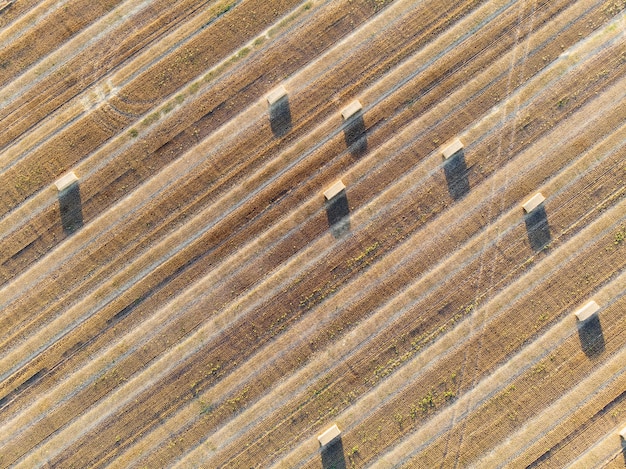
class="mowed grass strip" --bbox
[3,0,394,300]
[483,290,626,468]
[123,76,626,468]
[0,0,616,368]
[202,109,626,468]
[0,0,244,171]
[193,19,624,460]
[408,295,626,468]
[0,0,482,450]
[0,0,123,88]
[0,0,448,406]
[0,0,468,398]
[276,214,626,468]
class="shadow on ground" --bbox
[59,184,84,234]
[343,110,367,157]
[524,206,551,251]
[269,95,292,137]
[325,190,350,239]
[577,315,605,358]
[321,437,347,469]
[443,148,470,200]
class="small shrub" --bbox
[394,412,404,428]
[418,391,436,412]
[236,47,251,59]
[199,401,214,415]
[142,111,160,127]
[217,2,235,16]
[557,96,570,108]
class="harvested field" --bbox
[0,0,625,467]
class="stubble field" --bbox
[0,0,625,467]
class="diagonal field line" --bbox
[566,421,626,468]
[12,44,620,469]
[0,0,531,364]
[95,40,624,468]
[0,0,156,112]
[2,0,620,436]
[176,112,626,469]
[0,0,65,51]
[111,65,624,468]
[195,83,626,467]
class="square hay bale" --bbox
[318,424,341,447]
[574,300,600,322]
[522,192,545,213]
[266,85,287,105]
[54,171,79,192]
[323,179,345,201]
[620,426,626,439]
[441,138,464,159]
[341,100,362,120]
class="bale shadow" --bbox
[621,436,626,465]
[269,95,292,137]
[59,183,84,234]
[321,437,347,469]
[325,191,350,239]
[443,149,470,200]
[524,206,551,251]
[343,111,367,157]
[577,315,605,358]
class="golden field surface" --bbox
[0,0,625,467]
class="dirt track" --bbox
[0,0,625,467]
